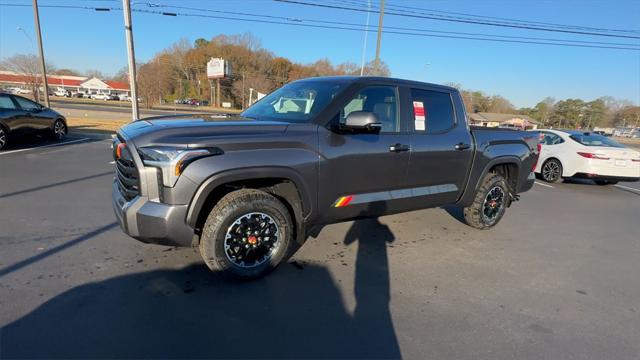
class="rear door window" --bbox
[410,89,455,133]
[540,132,564,145]
[13,96,40,111]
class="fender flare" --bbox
[185,166,313,228]
[459,156,522,207]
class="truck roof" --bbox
[296,75,458,93]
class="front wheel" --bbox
[199,189,298,279]
[50,119,66,141]
[463,172,510,230]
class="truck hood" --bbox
[119,115,290,148]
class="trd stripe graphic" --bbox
[333,183,458,207]
[333,195,353,207]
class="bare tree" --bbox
[0,54,54,102]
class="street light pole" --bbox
[122,0,139,121]
[32,0,49,107]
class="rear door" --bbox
[405,87,474,207]
[317,84,411,221]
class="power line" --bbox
[274,0,640,40]
[339,0,640,35]
[1,3,638,51]
[140,2,639,48]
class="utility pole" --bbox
[122,0,139,121]
[374,0,385,73]
[32,0,49,107]
[359,0,371,76]
[241,72,246,109]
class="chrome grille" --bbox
[114,140,139,201]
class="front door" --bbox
[318,85,411,222]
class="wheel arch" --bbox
[186,167,312,244]
[459,156,522,207]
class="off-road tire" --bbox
[199,188,296,279]
[463,172,509,230]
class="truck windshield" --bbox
[241,80,346,122]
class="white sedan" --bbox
[535,129,640,185]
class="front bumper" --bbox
[112,180,195,247]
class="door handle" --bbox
[389,143,410,153]
[455,142,471,150]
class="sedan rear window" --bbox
[569,134,625,148]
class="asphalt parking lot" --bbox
[1,139,639,359]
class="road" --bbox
[0,139,639,359]
[49,99,217,117]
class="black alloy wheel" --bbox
[224,212,280,268]
[482,186,505,225]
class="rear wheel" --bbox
[0,126,7,150]
[541,159,563,183]
[463,172,509,230]
[199,189,297,279]
[51,119,66,141]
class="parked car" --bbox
[72,92,85,98]
[0,93,67,150]
[91,93,111,101]
[53,88,70,97]
[535,129,640,185]
[118,94,129,101]
[108,94,120,101]
[112,76,540,279]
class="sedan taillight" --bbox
[577,152,610,160]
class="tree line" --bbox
[447,83,639,129]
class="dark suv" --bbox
[112,76,538,279]
[0,93,67,150]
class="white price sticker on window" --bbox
[413,101,425,130]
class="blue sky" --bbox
[0,0,639,108]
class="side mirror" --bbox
[343,111,382,132]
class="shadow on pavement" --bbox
[0,171,113,199]
[1,211,402,359]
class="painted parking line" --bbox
[614,184,640,194]
[534,181,554,188]
[0,138,90,155]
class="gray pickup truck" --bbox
[112,76,538,278]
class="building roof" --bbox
[0,71,129,91]
[469,112,540,124]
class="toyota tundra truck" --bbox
[112,76,539,279]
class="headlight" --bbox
[138,146,221,187]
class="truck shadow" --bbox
[1,217,402,359]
